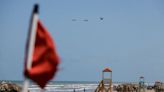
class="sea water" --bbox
[9,81,98,92]
[29,81,98,92]
[2,81,153,92]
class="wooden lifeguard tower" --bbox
[95,68,112,92]
[139,76,145,92]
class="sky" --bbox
[0,0,164,82]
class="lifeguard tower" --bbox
[95,68,112,92]
[139,76,145,92]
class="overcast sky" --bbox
[0,0,164,82]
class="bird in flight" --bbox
[100,17,104,20]
[83,19,88,22]
[72,19,77,21]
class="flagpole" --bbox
[22,4,39,92]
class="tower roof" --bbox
[103,68,112,72]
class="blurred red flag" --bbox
[24,20,60,88]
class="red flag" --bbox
[24,20,60,88]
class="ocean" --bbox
[29,81,98,92]
[1,81,98,92]
[0,80,155,92]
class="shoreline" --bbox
[0,81,159,92]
